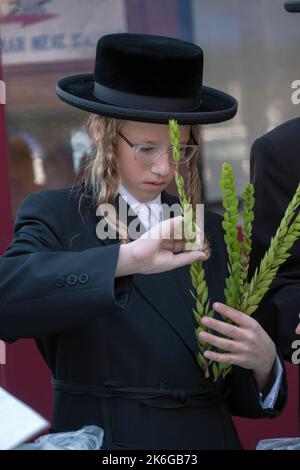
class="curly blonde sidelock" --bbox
[82,114,129,243]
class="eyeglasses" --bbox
[118,131,200,166]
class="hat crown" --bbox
[56,32,237,124]
[94,33,203,99]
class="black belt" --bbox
[52,378,231,449]
[52,378,230,409]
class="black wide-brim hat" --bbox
[56,33,238,125]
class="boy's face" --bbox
[117,121,192,203]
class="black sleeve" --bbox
[227,346,288,419]
[254,281,300,362]
[249,134,300,279]
[0,192,133,341]
[249,136,279,277]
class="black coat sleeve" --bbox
[254,280,300,362]
[227,346,287,419]
[0,191,133,341]
[249,130,300,279]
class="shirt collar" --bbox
[118,183,162,210]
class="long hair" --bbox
[80,114,210,255]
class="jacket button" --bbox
[79,273,89,284]
[55,277,65,287]
[67,274,78,286]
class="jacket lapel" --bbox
[133,269,199,358]
[99,190,200,360]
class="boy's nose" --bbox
[150,150,172,176]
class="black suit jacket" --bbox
[0,186,286,450]
[249,117,300,428]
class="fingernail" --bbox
[201,317,209,324]
[213,302,220,309]
[198,334,206,344]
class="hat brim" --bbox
[56,74,237,124]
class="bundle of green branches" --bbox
[169,118,300,381]
[222,162,300,317]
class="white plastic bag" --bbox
[15,425,104,450]
[256,437,300,450]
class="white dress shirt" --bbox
[118,183,163,230]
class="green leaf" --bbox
[212,362,219,380]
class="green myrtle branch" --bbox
[239,183,255,305]
[169,119,300,383]
[220,163,242,309]
[240,182,300,315]
[221,166,300,377]
[169,119,217,380]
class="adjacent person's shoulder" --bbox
[263,117,300,142]
[251,116,300,158]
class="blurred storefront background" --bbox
[0,0,299,449]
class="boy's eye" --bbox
[140,146,155,153]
